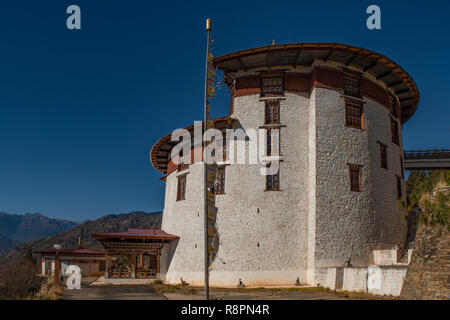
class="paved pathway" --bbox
[164,289,346,300]
[62,284,167,300]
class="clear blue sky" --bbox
[0,0,448,221]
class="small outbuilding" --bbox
[34,247,105,277]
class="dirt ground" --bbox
[62,280,395,300]
[62,284,166,300]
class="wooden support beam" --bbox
[395,88,410,95]
[323,50,333,62]
[363,61,378,72]
[105,253,111,278]
[238,55,246,71]
[400,97,415,103]
[376,70,392,80]
[293,49,302,67]
[266,50,271,69]
[345,55,358,66]
[387,80,403,88]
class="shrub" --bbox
[0,258,43,300]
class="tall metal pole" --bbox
[203,17,211,301]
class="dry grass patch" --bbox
[33,282,65,300]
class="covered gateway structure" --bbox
[92,228,179,284]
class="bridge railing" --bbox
[404,149,450,160]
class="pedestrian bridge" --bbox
[404,149,450,170]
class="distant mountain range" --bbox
[0,211,162,263]
[0,212,78,255]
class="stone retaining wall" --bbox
[400,225,449,300]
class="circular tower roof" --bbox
[213,43,419,124]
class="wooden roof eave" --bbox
[213,43,420,124]
[150,116,236,173]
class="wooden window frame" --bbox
[265,163,280,191]
[345,98,364,129]
[214,165,226,194]
[396,175,402,199]
[343,69,361,98]
[260,75,284,97]
[400,155,404,179]
[391,119,399,145]
[348,164,362,192]
[176,174,187,201]
[266,128,280,156]
[379,143,388,169]
[265,100,280,124]
[221,128,228,161]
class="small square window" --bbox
[261,76,284,96]
[343,69,361,98]
[176,175,187,201]
[215,165,225,194]
[391,119,399,145]
[348,164,361,192]
[266,164,280,191]
[266,128,280,156]
[345,98,364,129]
[396,175,402,199]
[400,156,404,179]
[379,143,388,169]
[265,100,280,124]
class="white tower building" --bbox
[150,43,420,286]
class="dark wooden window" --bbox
[266,164,280,191]
[215,165,225,194]
[265,100,280,124]
[261,76,284,96]
[177,149,189,171]
[343,69,361,98]
[99,260,106,272]
[267,128,280,155]
[396,175,402,199]
[345,98,363,129]
[391,119,399,145]
[348,164,361,192]
[221,129,227,161]
[400,155,404,179]
[379,143,388,169]
[176,174,187,201]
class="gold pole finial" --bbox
[272,39,275,45]
[206,18,211,32]
[78,237,82,247]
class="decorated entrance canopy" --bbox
[92,228,179,281]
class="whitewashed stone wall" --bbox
[365,98,407,249]
[313,87,407,269]
[160,162,205,285]
[210,92,310,285]
[342,266,407,296]
[160,70,408,287]
[373,249,398,265]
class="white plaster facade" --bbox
[158,63,409,287]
